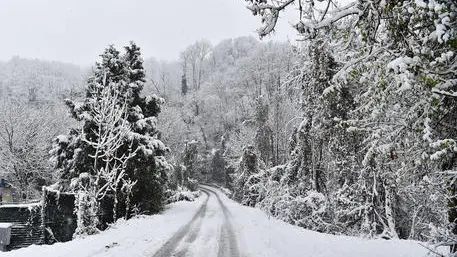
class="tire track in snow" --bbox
[200,186,241,257]
[151,190,209,257]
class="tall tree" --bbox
[51,42,170,217]
[0,101,57,200]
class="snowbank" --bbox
[3,196,206,257]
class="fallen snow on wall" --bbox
[0,202,41,210]
[0,223,12,228]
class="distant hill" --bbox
[0,57,87,102]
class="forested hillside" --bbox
[0,57,85,102]
[0,57,84,199]
[152,37,300,169]
[136,1,457,251]
[0,0,456,251]
[151,34,449,244]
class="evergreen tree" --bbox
[181,74,188,96]
[211,149,226,184]
[233,145,262,205]
[182,140,199,185]
[254,96,273,166]
[51,42,170,218]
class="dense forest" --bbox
[0,0,456,254]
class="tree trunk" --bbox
[449,180,457,252]
[445,156,457,252]
[200,127,209,150]
[113,186,118,221]
[384,182,399,239]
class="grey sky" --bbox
[0,0,296,66]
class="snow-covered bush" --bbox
[74,188,99,237]
[165,186,200,204]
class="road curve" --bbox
[151,186,242,257]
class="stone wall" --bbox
[0,203,44,250]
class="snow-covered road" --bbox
[4,185,436,257]
[152,186,240,257]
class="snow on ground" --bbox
[4,186,441,257]
[218,191,437,257]
[3,197,206,257]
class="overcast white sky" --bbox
[0,0,297,66]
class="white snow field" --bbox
[4,185,437,257]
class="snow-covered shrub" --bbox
[233,145,262,204]
[165,186,200,204]
[286,191,328,231]
[187,178,199,192]
[74,189,99,237]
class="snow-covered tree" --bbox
[0,100,67,200]
[233,145,262,205]
[72,80,137,236]
[210,149,226,184]
[180,40,212,91]
[51,42,170,219]
[241,0,456,244]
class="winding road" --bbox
[152,185,242,257]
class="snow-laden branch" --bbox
[294,3,360,34]
[246,0,361,37]
[246,0,295,37]
[432,88,457,98]
[246,0,295,12]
